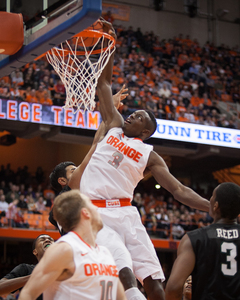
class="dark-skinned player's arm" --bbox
[147,151,209,212]
[165,234,195,300]
[97,21,124,131]
[69,85,128,189]
[0,276,31,296]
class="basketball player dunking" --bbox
[79,21,209,300]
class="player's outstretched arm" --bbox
[19,243,73,300]
[97,21,124,130]
[147,151,209,211]
[165,235,195,300]
[69,86,128,189]
[0,276,31,296]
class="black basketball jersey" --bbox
[188,223,240,300]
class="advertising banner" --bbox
[0,99,239,149]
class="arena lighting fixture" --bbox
[155,184,161,189]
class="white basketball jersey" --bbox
[43,231,119,300]
[80,127,153,199]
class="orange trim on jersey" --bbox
[133,138,143,142]
[72,231,92,249]
[92,198,131,208]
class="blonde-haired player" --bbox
[19,190,126,300]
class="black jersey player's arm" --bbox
[165,234,195,300]
[147,151,209,212]
[97,21,124,131]
[0,276,30,295]
[69,86,128,189]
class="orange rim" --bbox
[35,29,115,60]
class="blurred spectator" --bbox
[171,216,185,240]
[17,194,28,211]
[27,195,38,214]
[26,89,38,103]
[144,208,157,236]
[35,85,45,102]
[178,111,189,122]
[158,83,171,99]
[11,69,24,87]
[40,89,53,105]
[35,167,45,183]
[198,212,212,228]
[103,10,114,23]
[180,86,192,106]
[0,194,9,219]
[217,114,229,127]
[10,83,21,100]
[231,86,240,103]
[184,105,195,123]
[132,193,146,217]
[146,96,158,117]
[5,185,19,204]
[0,79,10,99]
[35,196,46,212]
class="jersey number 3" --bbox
[108,151,124,169]
[221,242,237,276]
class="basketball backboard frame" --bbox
[0,0,102,77]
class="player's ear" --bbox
[142,128,151,138]
[58,177,67,186]
[81,208,90,219]
[213,201,219,212]
[33,248,37,256]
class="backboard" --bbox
[0,0,102,77]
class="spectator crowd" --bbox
[0,26,239,129]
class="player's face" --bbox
[183,276,192,300]
[123,110,150,138]
[65,165,77,181]
[34,235,54,261]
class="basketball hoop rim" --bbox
[50,29,115,56]
[35,29,116,60]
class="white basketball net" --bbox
[46,31,115,112]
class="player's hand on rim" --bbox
[99,17,116,39]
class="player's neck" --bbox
[73,225,96,248]
[214,217,238,225]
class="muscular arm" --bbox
[165,234,195,300]
[19,243,74,300]
[97,22,124,131]
[0,276,30,295]
[147,151,209,211]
